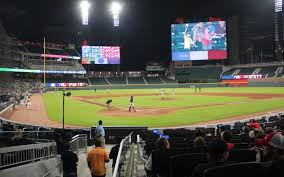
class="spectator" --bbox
[194,136,206,148]
[145,138,170,174]
[221,130,234,150]
[195,128,205,138]
[262,134,284,162]
[279,124,284,135]
[248,119,261,129]
[95,120,105,149]
[241,126,251,143]
[191,139,231,177]
[265,127,274,135]
[109,137,122,173]
[87,140,109,177]
[61,143,79,177]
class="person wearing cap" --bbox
[191,139,233,177]
[262,133,284,161]
[221,130,235,150]
[248,119,261,129]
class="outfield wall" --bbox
[248,77,284,87]
[66,83,223,90]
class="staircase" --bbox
[275,67,283,77]
[232,69,240,76]
[105,78,111,85]
[87,78,91,85]
[126,76,129,85]
[142,77,148,85]
[252,68,261,75]
[160,77,166,84]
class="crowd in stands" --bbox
[0,74,42,111]
[143,114,284,177]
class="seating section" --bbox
[161,77,177,84]
[107,77,126,85]
[24,45,43,54]
[127,77,145,84]
[175,66,223,83]
[141,114,284,177]
[44,77,88,84]
[28,59,85,72]
[258,66,278,77]
[144,77,163,84]
[64,48,80,56]
[203,162,265,177]
[238,67,255,75]
[223,65,284,78]
[89,78,109,85]
[46,48,66,55]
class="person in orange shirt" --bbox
[87,140,109,177]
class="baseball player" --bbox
[129,96,136,112]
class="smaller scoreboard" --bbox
[81,46,120,64]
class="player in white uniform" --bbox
[172,88,176,96]
[161,89,164,97]
[26,97,32,110]
[129,96,136,112]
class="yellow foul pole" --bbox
[43,37,46,88]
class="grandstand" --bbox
[127,77,146,85]
[89,77,110,85]
[144,77,163,84]
[108,77,126,85]
[222,64,284,78]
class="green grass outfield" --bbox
[43,87,284,128]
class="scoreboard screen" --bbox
[171,21,227,61]
[81,46,120,64]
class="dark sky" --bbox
[1,0,274,69]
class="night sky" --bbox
[1,0,274,70]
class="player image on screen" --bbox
[171,21,227,61]
[81,46,120,64]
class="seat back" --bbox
[228,149,256,162]
[267,160,284,177]
[170,153,207,177]
[204,162,265,177]
[152,149,171,177]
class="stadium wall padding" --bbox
[248,78,284,87]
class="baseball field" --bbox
[40,87,284,128]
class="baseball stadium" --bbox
[1,1,284,177]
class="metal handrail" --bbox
[0,142,57,168]
[42,160,61,177]
[69,134,87,155]
[125,144,135,177]
[112,132,133,177]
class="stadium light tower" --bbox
[80,1,90,25]
[111,2,121,27]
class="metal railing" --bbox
[0,142,57,169]
[112,132,133,177]
[69,134,88,155]
[42,160,61,177]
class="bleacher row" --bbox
[140,113,284,177]
[42,76,176,85]
[223,66,284,78]
[175,65,284,83]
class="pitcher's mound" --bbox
[99,107,177,117]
